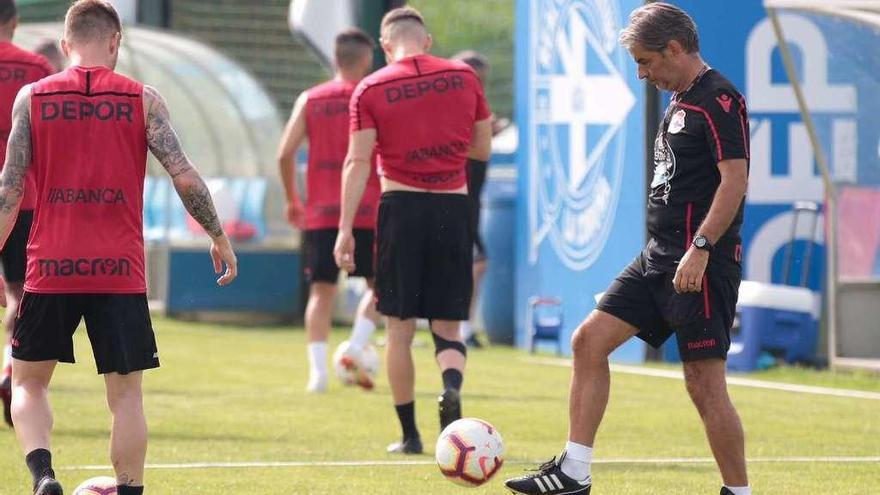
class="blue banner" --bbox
[670,0,871,290]
[514,0,646,359]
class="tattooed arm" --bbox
[144,85,237,285]
[0,85,32,251]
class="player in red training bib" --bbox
[0,0,55,430]
[334,7,492,455]
[277,28,382,393]
[0,2,237,494]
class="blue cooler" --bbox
[728,281,818,371]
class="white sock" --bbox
[724,486,751,495]
[460,321,474,339]
[2,344,11,376]
[560,441,592,482]
[348,317,376,355]
[307,342,327,382]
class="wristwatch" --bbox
[692,235,714,253]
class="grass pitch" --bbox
[0,316,878,494]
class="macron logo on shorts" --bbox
[687,338,717,350]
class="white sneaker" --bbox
[305,376,327,393]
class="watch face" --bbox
[695,237,706,248]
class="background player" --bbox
[277,28,382,393]
[505,3,750,495]
[450,49,509,349]
[1,2,237,493]
[33,39,64,73]
[334,7,492,454]
[0,0,55,430]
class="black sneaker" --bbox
[466,334,484,348]
[1,374,12,427]
[720,489,735,495]
[438,388,461,430]
[505,453,591,494]
[386,436,423,455]
[34,476,63,495]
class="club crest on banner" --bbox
[529,0,636,271]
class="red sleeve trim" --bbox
[685,202,694,249]
[702,275,711,319]
[677,102,723,161]
[736,95,749,159]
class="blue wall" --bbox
[514,0,646,360]
[671,0,878,290]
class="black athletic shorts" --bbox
[467,160,488,262]
[375,191,473,320]
[303,228,374,283]
[11,292,159,375]
[596,251,740,361]
[0,209,33,283]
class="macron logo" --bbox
[687,338,717,350]
[715,94,732,113]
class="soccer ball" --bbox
[73,476,116,495]
[435,418,504,487]
[332,340,380,386]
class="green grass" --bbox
[1,317,878,494]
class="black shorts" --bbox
[375,191,472,320]
[467,160,488,262]
[0,209,33,283]
[596,252,740,361]
[11,292,159,375]
[303,228,374,283]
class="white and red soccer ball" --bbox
[332,340,380,387]
[73,476,116,495]
[436,418,504,487]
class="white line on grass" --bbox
[526,357,880,401]
[58,456,880,472]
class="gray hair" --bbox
[618,2,699,53]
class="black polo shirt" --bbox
[646,69,750,277]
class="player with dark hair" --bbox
[277,27,382,392]
[335,6,492,454]
[449,49,510,349]
[505,3,750,494]
[2,2,237,494]
[0,0,55,431]
[32,39,64,73]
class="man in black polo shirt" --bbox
[505,3,750,495]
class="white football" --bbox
[436,417,504,487]
[332,340,380,387]
[73,476,117,495]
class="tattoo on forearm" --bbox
[180,179,224,238]
[145,86,223,238]
[0,91,32,214]
[145,86,193,179]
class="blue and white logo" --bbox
[528,0,636,271]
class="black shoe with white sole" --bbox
[386,436,423,455]
[34,476,63,495]
[504,453,591,494]
[438,388,461,431]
